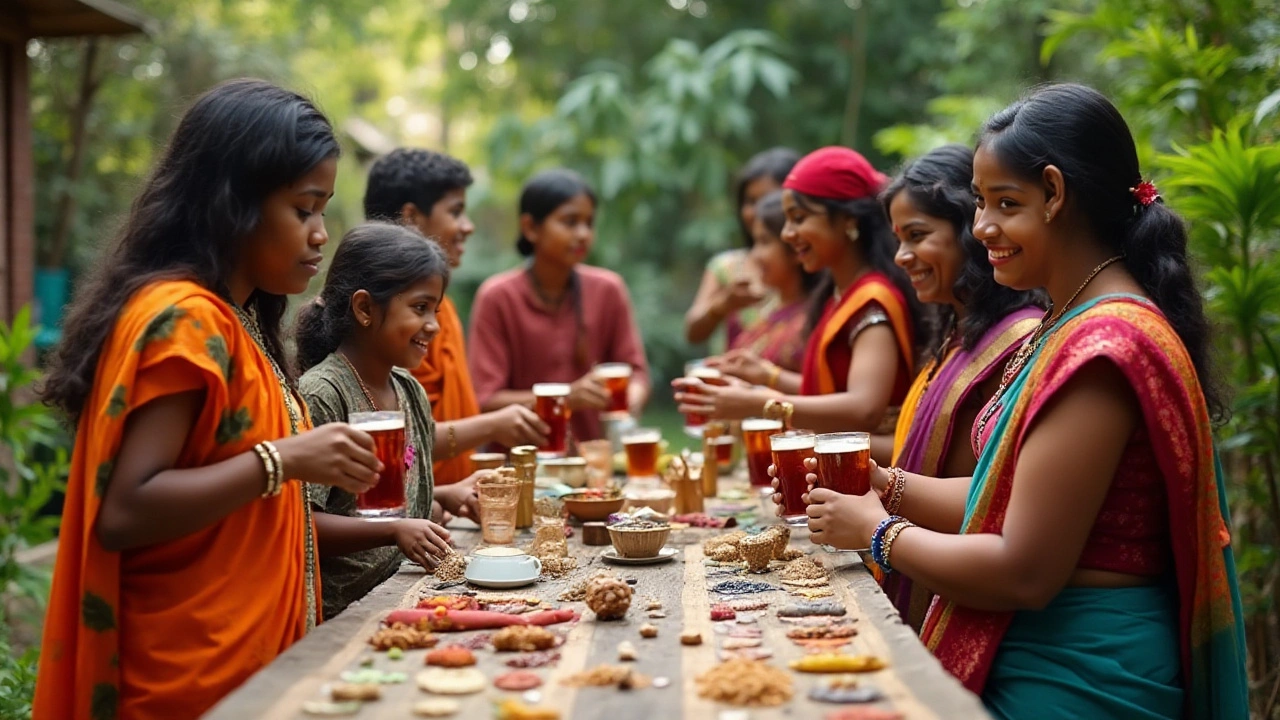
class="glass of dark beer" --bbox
[814,432,871,495]
[622,427,662,479]
[533,383,571,459]
[770,429,816,526]
[680,366,727,437]
[594,362,632,419]
[742,418,783,488]
[349,410,407,517]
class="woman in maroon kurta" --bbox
[469,169,650,442]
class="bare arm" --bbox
[97,390,268,551]
[313,511,398,555]
[876,360,1140,610]
[435,406,549,456]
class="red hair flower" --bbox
[1130,180,1160,207]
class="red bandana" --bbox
[783,146,886,201]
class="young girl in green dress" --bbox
[295,222,478,617]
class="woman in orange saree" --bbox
[35,80,382,720]
[877,145,1043,631]
[798,85,1246,718]
[677,147,921,441]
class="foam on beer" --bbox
[350,418,404,432]
[770,434,815,451]
[623,429,662,444]
[595,363,633,378]
[743,418,783,432]
[815,437,870,453]
[533,383,571,396]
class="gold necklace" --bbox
[232,301,317,633]
[974,255,1124,441]
[337,352,381,410]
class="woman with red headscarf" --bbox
[678,147,921,449]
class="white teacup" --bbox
[466,547,543,582]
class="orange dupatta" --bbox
[34,280,318,720]
[410,296,480,485]
[799,272,914,396]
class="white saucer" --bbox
[600,547,678,565]
[463,571,540,589]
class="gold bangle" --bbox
[762,398,779,420]
[781,401,794,429]
[447,424,459,459]
[881,518,914,571]
[764,362,782,389]
[884,467,907,515]
[254,441,284,497]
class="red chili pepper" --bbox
[385,608,577,631]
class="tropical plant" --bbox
[0,307,69,717]
[483,30,800,379]
[1158,121,1280,715]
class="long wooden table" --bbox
[207,509,991,719]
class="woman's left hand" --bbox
[672,379,779,421]
[708,349,773,387]
[435,474,480,522]
[806,487,889,551]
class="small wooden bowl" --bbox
[607,525,672,559]
[562,490,625,522]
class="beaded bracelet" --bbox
[880,518,916,572]
[869,515,902,568]
[253,441,284,497]
[884,467,907,515]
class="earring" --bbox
[846,227,860,242]
[1044,211,1052,224]
[362,319,370,327]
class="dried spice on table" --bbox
[585,575,632,620]
[719,646,775,661]
[727,598,771,612]
[562,664,652,689]
[737,527,773,566]
[433,551,468,582]
[416,667,487,694]
[492,625,558,652]
[808,677,884,704]
[779,557,829,582]
[505,650,562,668]
[695,658,793,706]
[776,601,847,618]
[411,698,461,717]
[493,670,544,691]
[368,623,439,651]
[417,595,479,611]
[787,623,858,640]
[711,579,778,596]
[425,645,478,667]
[791,586,836,600]
[790,654,887,673]
[330,683,381,701]
[496,698,561,720]
[710,603,737,621]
